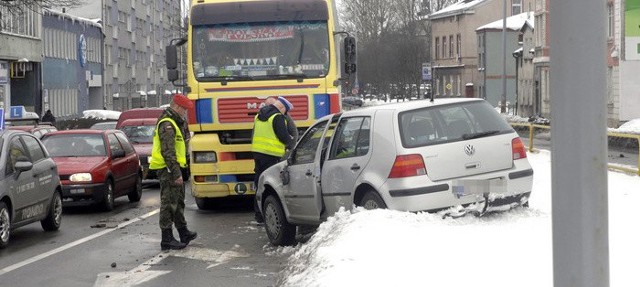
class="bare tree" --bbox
[0,0,85,13]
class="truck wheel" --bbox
[359,190,387,210]
[0,202,10,248]
[263,195,295,246]
[41,191,62,231]
[128,173,143,202]
[195,197,210,210]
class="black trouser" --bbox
[253,152,281,215]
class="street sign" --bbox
[0,108,4,130]
[421,63,432,81]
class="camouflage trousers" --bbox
[157,168,187,230]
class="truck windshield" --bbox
[192,21,329,82]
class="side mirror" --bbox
[112,149,126,159]
[343,36,357,75]
[166,45,178,70]
[168,69,179,82]
[14,156,33,172]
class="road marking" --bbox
[94,245,250,286]
[0,209,160,276]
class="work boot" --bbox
[161,228,187,251]
[177,227,197,244]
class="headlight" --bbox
[193,152,217,163]
[69,173,92,182]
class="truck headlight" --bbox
[193,152,217,163]
[70,173,92,182]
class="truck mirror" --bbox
[343,36,356,75]
[168,69,179,82]
[166,45,178,70]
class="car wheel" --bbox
[41,191,62,231]
[128,173,143,202]
[263,195,295,246]
[359,190,387,210]
[102,179,115,211]
[0,202,10,248]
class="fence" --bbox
[510,122,640,176]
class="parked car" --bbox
[89,121,118,130]
[0,130,63,248]
[116,108,163,180]
[41,129,143,211]
[256,98,534,245]
[7,122,57,139]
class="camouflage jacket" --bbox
[157,107,190,181]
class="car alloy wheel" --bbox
[42,192,62,231]
[0,202,11,248]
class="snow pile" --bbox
[609,118,640,134]
[82,110,121,120]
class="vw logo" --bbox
[464,144,475,156]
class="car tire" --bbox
[128,173,143,202]
[0,202,10,249]
[263,195,296,246]
[102,179,115,211]
[41,191,62,231]
[359,190,387,210]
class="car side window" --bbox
[329,117,370,160]
[115,133,135,154]
[21,135,46,162]
[291,120,328,165]
[107,133,124,155]
[5,137,28,175]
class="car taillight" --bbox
[388,154,427,178]
[512,137,527,160]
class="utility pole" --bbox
[500,0,507,113]
[550,0,609,286]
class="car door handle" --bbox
[350,164,360,171]
[305,170,312,176]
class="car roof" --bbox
[45,129,115,136]
[358,98,482,113]
[0,129,31,138]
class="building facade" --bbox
[68,0,182,111]
[0,3,42,115]
[428,0,534,101]
[532,0,550,118]
[42,9,104,117]
[513,20,536,117]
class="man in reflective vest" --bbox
[251,96,295,223]
[150,94,197,250]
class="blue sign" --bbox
[78,34,87,67]
[10,106,23,119]
[422,63,432,81]
[0,108,4,130]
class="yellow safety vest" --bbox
[149,117,187,169]
[251,114,286,157]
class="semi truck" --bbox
[166,0,356,209]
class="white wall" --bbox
[619,61,640,121]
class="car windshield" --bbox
[192,21,329,81]
[399,101,514,147]
[42,134,107,157]
[120,125,155,144]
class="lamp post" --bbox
[500,0,507,113]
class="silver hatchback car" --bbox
[0,130,63,248]
[256,98,534,246]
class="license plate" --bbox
[451,178,506,198]
[70,188,85,194]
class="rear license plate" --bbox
[70,188,85,194]
[451,178,506,198]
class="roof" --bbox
[43,8,102,29]
[429,0,487,20]
[346,98,484,115]
[45,129,110,136]
[476,11,534,31]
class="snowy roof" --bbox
[476,11,534,31]
[429,0,487,19]
[43,8,102,29]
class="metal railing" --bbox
[510,122,640,176]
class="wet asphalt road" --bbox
[0,182,289,287]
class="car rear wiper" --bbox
[462,130,501,140]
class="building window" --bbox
[435,37,440,60]
[456,34,461,59]
[607,3,614,39]
[512,0,522,15]
[442,36,446,59]
[449,35,454,58]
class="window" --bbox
[456,34,461,59]
[22,135,46,162]
[6,137,28,175]
[449,35,454,58]
[292,120,328,165]
[512,0,522,15]
[115,133,135,154]
[607,3,614,39]
[108,134,124,155]
[441,36,446,59]
[435,37,440,60]
[0,3,40,38]
[329,117,370,160]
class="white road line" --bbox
[0,208,160,276]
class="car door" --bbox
[107,133,130,195]
[284,120,329,222]
[20,135,56,213]
[115,132,139,188]
[321,116,373,215]
[5,136,41,225]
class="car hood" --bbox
[53,156,106,175]
[132,143,152,156]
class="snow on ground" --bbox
[275,150,639,287]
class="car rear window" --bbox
[399,101,513,148]
[121,125,155,144]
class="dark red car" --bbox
[41,129,142,211]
